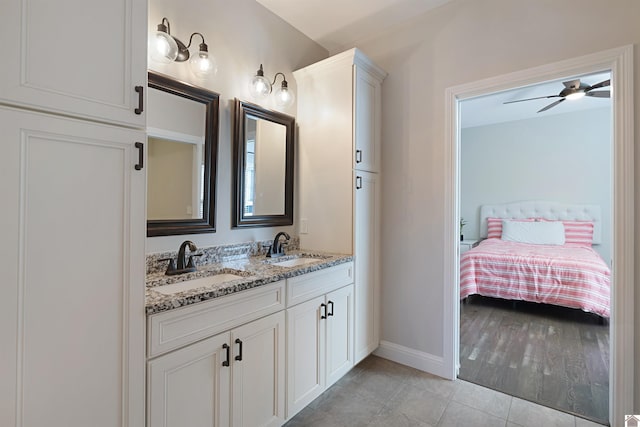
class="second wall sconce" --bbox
[249,64,295,108]
[150,17,217,79]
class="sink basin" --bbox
[153,272,249,295]
[270,257,323,268]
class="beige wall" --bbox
[354,0,640,410]
[147,0,328,253]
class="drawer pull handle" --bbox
[134,85,144,114]
[235,338,243,361]
[320,303,327,319]
[355,149,362,163]
[356,176,362,190]
[134,142,144,170]
[327,301,334,317]
[222,343,230,367]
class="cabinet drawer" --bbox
[287,263,354,307]
[148,281,285,358]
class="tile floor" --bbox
[284,355,605,427]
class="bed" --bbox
[460,201,611,318]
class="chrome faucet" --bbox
[158,240,202,275]
[267,232,290,258]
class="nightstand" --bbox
[460,240,476,254]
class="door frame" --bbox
[443,45,634,427]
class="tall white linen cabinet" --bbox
[0,0,147,426]
[294,48,386,364]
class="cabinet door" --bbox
[0,106,146,427]
[231,311,285,427]
[286,296,326,418]
[354,66,382,173]
[0,0,147,127]
[326,284,355,388]
[354,171,381,363]
[148,333,231,427]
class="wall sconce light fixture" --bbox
[249,64,295,108]
[150,17,217,79]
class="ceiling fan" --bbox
[503,78,611,113]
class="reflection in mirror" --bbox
[147,71,219,236]
[233,99,294,228]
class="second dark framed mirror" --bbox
[146,71,219,236]
[232,99,295,228]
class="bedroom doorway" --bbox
[443,45,634,427]
[457,72,612,424]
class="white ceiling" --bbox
[461,71,612,128]
[256,0,451,53]
[255,1,611,128]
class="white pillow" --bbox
[501,220,565,245]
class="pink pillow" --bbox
[486,217,535,239]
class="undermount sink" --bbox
[270,257,324,268]
[153,271,250,295]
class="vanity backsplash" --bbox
[146,237,301,275]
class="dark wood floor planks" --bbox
[459,296,609,424]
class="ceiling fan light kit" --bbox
[504,78,610,113]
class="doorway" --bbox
[457,71,612,423]
[442,45,634,427]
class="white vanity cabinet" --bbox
[294,49,386,365]
[286,264,355,418]
[0,0,147,127]
[147,281,286,427]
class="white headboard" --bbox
[479,201,602,244]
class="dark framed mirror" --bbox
[146,71,219,236]
[232,99,295,228]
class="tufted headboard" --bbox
[479,201,602,244]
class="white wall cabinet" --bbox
[286,282,354,419]
[0,0,147,127]
[295,49,386,365]
[354,171,381,362]
[148,311,286,427]
[354,67,382,173]
[0,1,147,425]
[0,106,146,427]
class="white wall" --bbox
[147,0,328,253]
[354,0,640,409]
[460,107,612,264]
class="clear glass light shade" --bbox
[274,85,295,108]
[249,74,271,100]
[150,31,178,63]
[189,50,217,79]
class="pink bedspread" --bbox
[460,238,610,317]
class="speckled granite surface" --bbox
[145,247,352,315]
[146,237,300,275]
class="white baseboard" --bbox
[373,340,452,380]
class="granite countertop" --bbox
[145,250,353,315]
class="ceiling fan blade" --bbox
[562,79,581,89]
[537,98,565,113]
[503,95,560,104]
[585,90,610,98]
[588,79,611,90]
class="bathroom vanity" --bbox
[145,249,354,426]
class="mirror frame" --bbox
[147,71,219,237]
[232,99,295,228]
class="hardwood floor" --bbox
[459,296,609,425]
